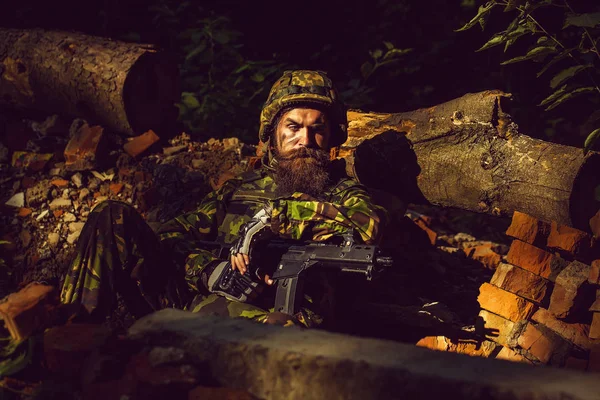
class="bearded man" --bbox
[61,70,386,327]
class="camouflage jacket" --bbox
[157,162,386,296]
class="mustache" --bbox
[276,147,329,161]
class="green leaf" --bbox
[371,49,383,60]
[539,84,568,106]
[500,46,556,65]
[504,0,524,12]
[584,128,600,155]
[477,33,506,51]
[185,41,207,61]
[360,62,374,79]
[250,72,265,83]
[564,13,600,28]
[383,41,394,50]
[181,93,201,109]
[549,65,590,89]
[382,48,412,61]
[233,64,250,74]
[456,1,497,32]
[0,338,33,377]
[536,47,577,77]
[544,87,595,111]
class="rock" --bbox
[17,207,33,217]
[61,188,70,199]
[549,261,593,319]
[222,137,240,151]
[589,312,600,340]
[148,347,187,367]
[505,211,551,247]
[464,243,502,270]
[490,262,550,304]
[531,308,593,350]
[0,283,59,341]
[416,336,499,358]
[48,232,60,247]
[36,209,49,221]
[129,310,600,400]
[163,145,187,156]
[589,260,600,285]
[11,151,53,172]
[43,324,111,378]
[79,188,91,201]
[109,183,123,195]
[63,212,76,222]
[64,123,106,171]
[53,209,64,218]
[49,198,72,210]
[67,231,81,245]
[506,240,569,281]
[71,172,84,188]
[68,222,85,233]
[477,282,537,322]
[495,347,530,364]
[25,180,50,207]
[5,192,24,208]
[50,179,69,188]
[123,130,160,158]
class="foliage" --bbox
[458,0,600,153]
[0,337,33,378]
[147,1,290,143]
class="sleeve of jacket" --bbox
[157,179,238,293]
[270,180,388,244]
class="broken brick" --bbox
[43,324,111,378]
[188,386,256,400]
[464,243,501,270]
[416,336,498,357]
[490,262,550,304]
[549,261,593,319]
[477,310,516,347]
[531,308,592,350]
[477,283,537,322]
[547,221,592,257]
[123,130,160,158]
[0,283,59,341]
[64,123,106,171]
[21,176,36,189]
[53,209,64,218]
[11,151,53,172]
[589,312,600,340]
[506,240,569,281]
[50,179,69,188]
[17,208,33,217]
[514,322,570,365]
[109,183,124,195]
[505,211,551,247]
[495,347,530,363]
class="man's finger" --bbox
[230,255,237,270]
[235,253,246,274]
[264,274,274,285]
[243,254,250,266]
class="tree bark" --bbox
[337,90,600,231]
[0,28,180,135]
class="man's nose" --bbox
[297,128,312,146]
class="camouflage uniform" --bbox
[60,70,386,327]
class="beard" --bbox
[274,147,331,199]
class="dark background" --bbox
[1,0,597,146]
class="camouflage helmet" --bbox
[259,70,348,147]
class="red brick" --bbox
[11,151,53,171]
[123,130,160,158]
[188,386,255,400]
[17,207,33,217]
[516,322,568,364]
[506,211,550,246]
[53,209,64,218]
[547,221,591,256]
[490,262,550,304]
[0,283,59,341]
[495,347,530,363]
[464,243,501,270]
[549,261,592,319]
[477,310,516,346]
[416,336,498,357]
[506,240,568,281]
[43,324,111,378]
[532,308,592,350]
[477,283,537,322]
[590,260,600,285]
[64,123,106,171]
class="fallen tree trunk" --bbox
[0,28,180,135]
[338,90,600,231]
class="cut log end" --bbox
[570,152,600,231]
[123,52,180,137]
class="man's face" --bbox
[274,108,331,155]
[272,108,333,198]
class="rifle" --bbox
[201,232,393,315]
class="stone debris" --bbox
[64,123,106,171]
[123,129,160,158]
[5,192,24,208]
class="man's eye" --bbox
[288,124,300,131]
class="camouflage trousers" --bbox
[60,201,315,326]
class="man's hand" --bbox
[230,253,273,285]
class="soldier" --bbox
[61,70,387,327]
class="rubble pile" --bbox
[418,210,600,372]
[0,114,256,298]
